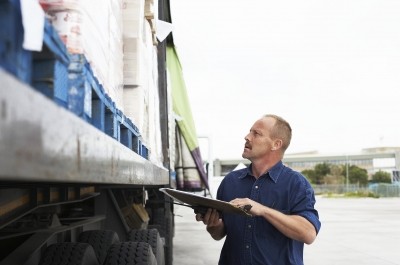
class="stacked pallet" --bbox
[40,0,124,111]
[36,0,163,164]
[0,0,166,161]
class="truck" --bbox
[0,0,208,264]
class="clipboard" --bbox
[160,188,251,216]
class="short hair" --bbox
[263,114,292,152]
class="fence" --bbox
[313,183,400,197]
[369,183,400,197]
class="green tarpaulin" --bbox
[166,46,209,191]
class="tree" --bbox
[327,164,345,184]
[314,162,330,184]
[348,165,368,185]
[371,170,392,183]
[324,174,345,184]
[315,162,330,176]
[330,164,343,178]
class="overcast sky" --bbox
[170,0,400,161]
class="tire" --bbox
[148,208,173,265]
[40,242,99,265]
[78,230,120,264]
[128,228,164,265]
[104,242,156,265]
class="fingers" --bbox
[230,198,245,207]
[202,208,213,224]
[230,198,252,207]
[209,209,221,223]
[195,208,220,225]
[229,198,254,216]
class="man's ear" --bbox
[272,139,283,150]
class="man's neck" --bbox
[251,156,281,178]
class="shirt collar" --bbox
[240,161,284,183]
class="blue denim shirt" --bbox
[216,161,321,265]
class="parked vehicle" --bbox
[0,0,207,264]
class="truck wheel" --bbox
[40,242,98,265]
[128,228,164,265]
[148,208,173,265]
[104,242,156,265]
[78,230,120,264]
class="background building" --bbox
[213,147,400,182]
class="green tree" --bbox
[348,165,368,185]
[314,162,330,184]
[371,170,392,183]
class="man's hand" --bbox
[195,208,226,240]
[195,208,220,226]
[230,198,260,216]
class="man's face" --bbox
[242,117,275,161]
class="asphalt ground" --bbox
[173,196,400,265]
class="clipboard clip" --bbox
[240,204,252,214]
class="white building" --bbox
[213,147,400,182]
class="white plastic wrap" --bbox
[40,0,124,111]
[40,0,163,165]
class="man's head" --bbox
[263,114,292,152]
[242,114,292,161]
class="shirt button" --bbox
[248,225,252,229]
[246,245,249,249]
[255,186,259,189]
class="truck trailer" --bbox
[0,0,207,264]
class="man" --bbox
[196,114,321,265]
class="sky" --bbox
[169,0,400,161]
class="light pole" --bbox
[346,155,349,192]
